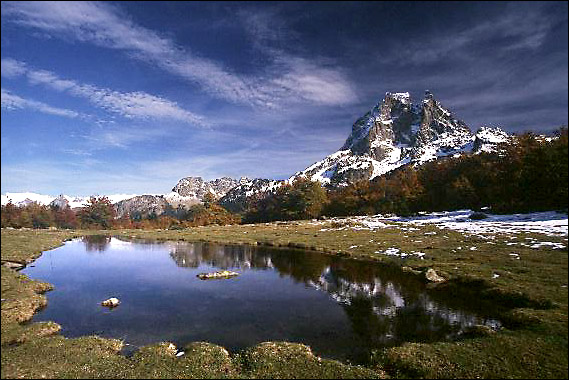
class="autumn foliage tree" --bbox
[323,128,567,217]
[245,177,328,223]
[77,196,116,229]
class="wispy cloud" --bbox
[0,57,28,78]
[1,87,81,118]
[1,58,208,126]
[82,125,173,149]
[380,3,562,65]
[2,1,357,107]
[267,57,357,106]
[236,8,358,106]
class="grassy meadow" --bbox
[1,220,567,378]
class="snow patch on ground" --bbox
[316,209,567,249]
[387,210,567,237]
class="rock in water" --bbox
[197,270,239,280]
[101,297,120,307]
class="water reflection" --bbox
[82,235,111,252]
[168,242,274,270]
[162,239,500,348]
[27,236,504,363]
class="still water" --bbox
[23,235,501,362]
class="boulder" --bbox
[101,297,120,307]
[424,268,446,283]
[469,212,488,220]
[196,270,239,280]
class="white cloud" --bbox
[1,58,208,126]
[2,1,357,107]
[0,58,27,78]
[1,87,81,118]
[269,58,358,106]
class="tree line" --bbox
[245,128,568,220]
[2,128,567,229]
[1,194,239,230]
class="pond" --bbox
[23,235,502,363]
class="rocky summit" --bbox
[171,176,240,199]
[290,91,510,187]
[114,195,170,219]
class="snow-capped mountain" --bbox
[0,192,138,209]
[218,177,284,213]
[290,91,511,186]
[1,91,518,216]
[1,176,242,218]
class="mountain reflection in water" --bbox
[25,236,502,363]
[164,239,501,347]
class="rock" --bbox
[402,266,422,275]
[424,268,446,283]
[101,297,120,307]
[166,343,177,355]
[2,261,25,270]
[172,176,239,199]
[469,212,488,220]
[196,270,239,280]
[462,324,496,338]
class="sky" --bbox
[1,1,567,196]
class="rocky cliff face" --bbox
[114,195,169,219]
[115,177,242,219]
[290,91,509,187]
[171,176,239,199]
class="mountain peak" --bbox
[292,91,508,186]
[172,176,239,199]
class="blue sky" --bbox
[1,1,567,196]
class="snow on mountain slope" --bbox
[218,177,284,213]
[290,91,510,187]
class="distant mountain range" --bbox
[1,91,537,217]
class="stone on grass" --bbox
[425,268,446,283]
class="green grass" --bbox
[1,222,567,378]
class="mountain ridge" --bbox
[3,90,543,217]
